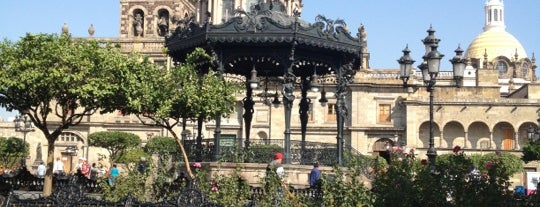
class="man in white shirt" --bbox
[36,162,46,178]
[53,157,64,176]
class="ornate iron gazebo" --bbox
[166,2,362,165]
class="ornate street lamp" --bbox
[248,65,259,89]
[14,114,35,170]
[398,45,415,87]
[398,26,465,171]
[449,46,466,87]
[310,73,320,92]
[527,125,539,141]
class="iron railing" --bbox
[1,172,320,207]
[182,138,362,165]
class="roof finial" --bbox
[88,24,95,37]
[61,23,69,35]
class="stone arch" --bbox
[493,121,515,150]
[58,131,86,144]
[256,131,269,144]
[442,121,465,149]
[518,121,537,149]
[373,138,394,163]
[418,121,441,149]
[467,121,490,149]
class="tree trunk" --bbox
[168,127,193,178]
[43,138,55,197]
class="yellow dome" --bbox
[466,30,527,61]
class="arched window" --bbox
[497,61,508,76]
[59,132,84,143]
[494,9,498,21]
[522,63,529,78]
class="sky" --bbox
[0,0,539,120]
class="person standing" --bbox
[266,152,286,205]
[309,162,321,188]
[36,162,46,179]
[108,164,120,186]
[267,152,284,180]
[80,158,90,178]
[137,157,147,174]
[53,157,64,176]
[89,163,99,181]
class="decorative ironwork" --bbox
[51,176,84,207]
[166,0,362,166]
[315,15,347,40]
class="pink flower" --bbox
[421,159,428,166]
[392,146,404,152]
[409,148,415,154]
[211,180,219,192]
[193,162,202,168]
[495,150,501,155]
[453,146,461,153]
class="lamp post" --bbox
[398,26,465,171]
[14,114,35,170]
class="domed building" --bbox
[465,0,536,94]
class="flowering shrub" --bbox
[371,147,524,206]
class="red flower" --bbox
[495,150,501,155]
[453,145,461,153]
[481,173,488,179]
[485,162,494,169]
[421,159,428,165]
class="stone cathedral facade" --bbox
[3,0,539,186]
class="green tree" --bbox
[0,137,29,170]
[88,131,142,162]
[0,33,146,196]
[522,139,540,162]
[122,48,241,177]
[144,136,180,156]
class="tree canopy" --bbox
[122,47,242,177]
[88,131,142,162]
[0,137,29,170]
[144,136,180,155]
[0,33,151,196]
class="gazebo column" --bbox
[243,83,255,150]
[283,71,296,164]
[335,63,353,166]
[299,77,310,164]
